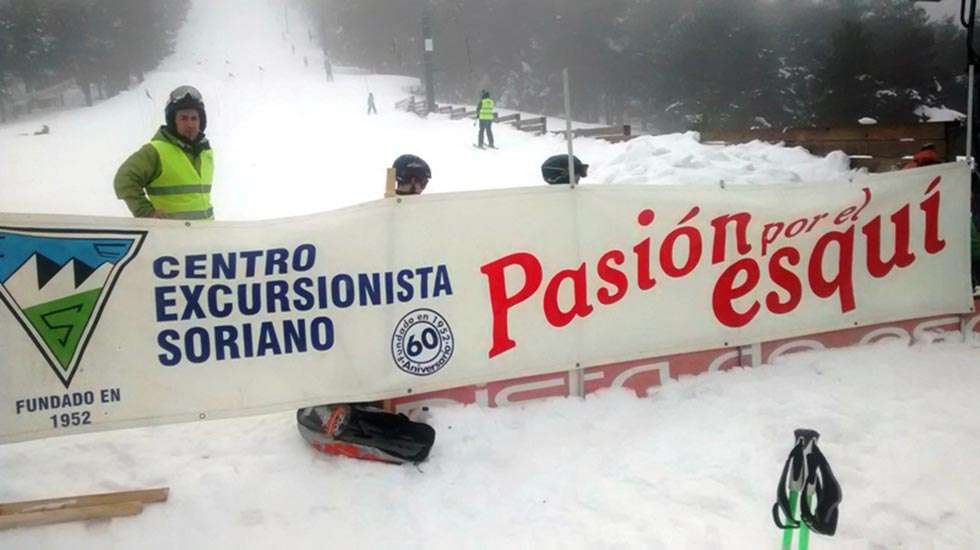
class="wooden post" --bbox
[384,167,397,198]
[383,166,397,412]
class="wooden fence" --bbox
[394,96,634,142]
[1,79,76,122]
[701,122,962,172]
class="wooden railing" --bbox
[701,122,961,172]
[394,97,635,142]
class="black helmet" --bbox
[392,154,431,192]
[541,154,588,184]
[481,90,490,99]
[165,85,207,135]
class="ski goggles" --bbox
[168,85,203,105]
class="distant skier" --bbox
[296,154,435,465]
[367,92,377,115]
[476,90,496,149]
[114,85,214,220]
[324,58,334,82]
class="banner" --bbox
[0,162,972,442]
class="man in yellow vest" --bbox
[114,85,214,220]
[476,89,496,149]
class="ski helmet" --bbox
[393,154,431,187]
[165,85,207,135]
[541,154,588,184]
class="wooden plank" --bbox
[436,105,453,114]
[496,113,520,124]
[449,108,467,120]
[791,139,946,158]
[702,122,949,144]
[516,116,546,129]
[600,134,639,144]
[518,124,546,134]
[849,157,905,173]
[0,502,143,531]
[0,487,169,515]
[553,125,631,138]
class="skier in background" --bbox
[367,92,377,115]
[476,90,496,149]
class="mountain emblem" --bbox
[0,228,146,388]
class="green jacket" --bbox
[114,127,212,218]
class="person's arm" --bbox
[113,144,161,217]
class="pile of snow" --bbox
[591,132,853,186]
[915,105,966,122]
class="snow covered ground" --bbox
[1,0,979,548]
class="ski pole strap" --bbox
[800,444,842,535]
[772,444,803,529]
[772,429,842,536]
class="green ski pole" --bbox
[780,489,798,550]
[798,494,811,550]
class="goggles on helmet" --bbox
[169,85,203,105]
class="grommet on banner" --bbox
[198,412,206,420]
[184,221,191,227]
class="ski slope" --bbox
[0,0,853,220]
[1,0,979,548]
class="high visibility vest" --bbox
[479,98,495,120]
[147,140,214,220]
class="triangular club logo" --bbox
[0,228,146,388]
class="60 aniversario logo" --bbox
[391,308,454,376]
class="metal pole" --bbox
[969,64,975,165]
[422,8,436,113]
[563,68,576,187]
[964,0,977,167]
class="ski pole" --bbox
[773,429,842,548]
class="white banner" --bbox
[0,162,972,442]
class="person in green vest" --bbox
[114,85,214,220]
[476,89,496,149]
